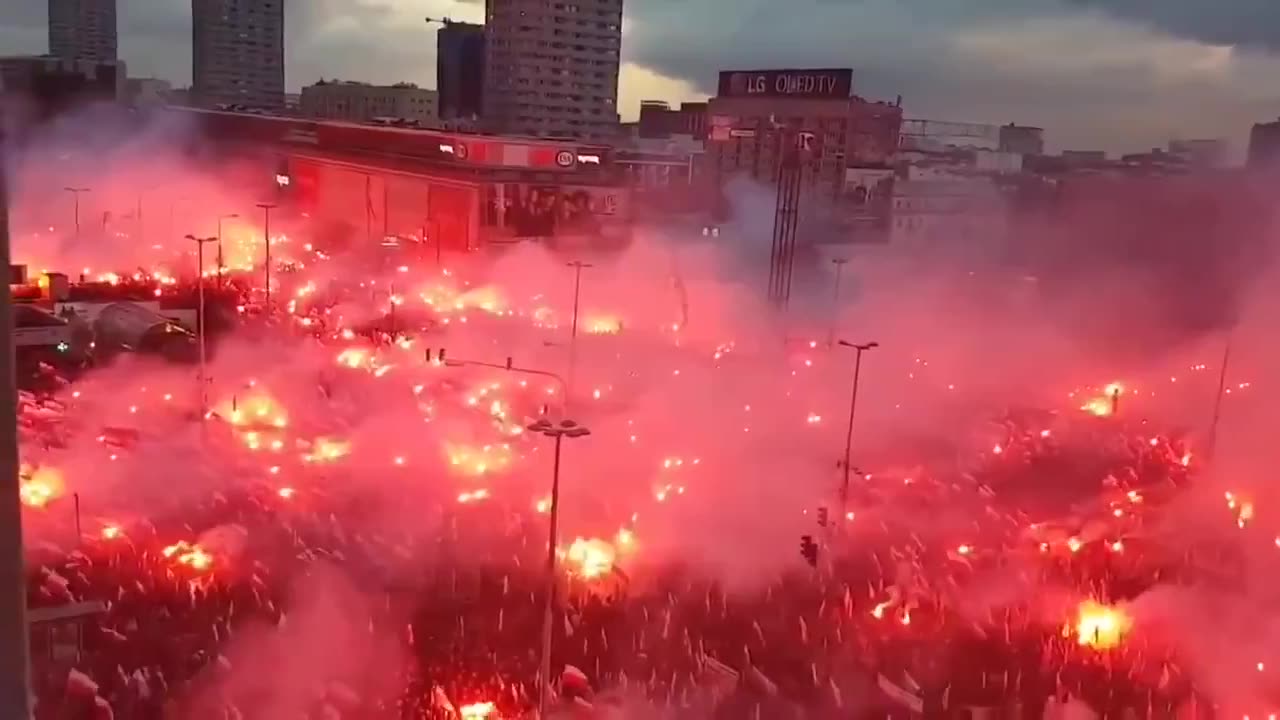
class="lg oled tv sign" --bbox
[717,69,852,100]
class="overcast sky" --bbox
[3,0,1280,155]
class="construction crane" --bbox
[424,16,462,27]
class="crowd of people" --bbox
[19,377,1247,720]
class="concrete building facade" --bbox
[437,21,485,121]
[299,81,439,125]
[48,0,117,63]
[1249,119,1280,169]
[191,0,285,110]
[483,0,622,139]
[998,123,1044,156]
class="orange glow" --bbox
[444,442,515,476]
[563,537,616,579]
[20,467,65,509]
[162,541,213,571]
[584,315,622,335]
[303,437,350,463]
[1073,599,1131,650]
[459,702,497,720]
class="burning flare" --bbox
[1073,599,1131,650]
[563,537,617,579]
[20,466,65,509]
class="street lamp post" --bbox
[525,417,591,719]
[1207,332,1233,462]
[837,340,878,526]
[828,258,849,347]
[186,235,217,417]
[217,213,239,288]
[256,203,277,311]
[64,186,90,239]
[565,261,593,406]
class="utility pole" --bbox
[217,213,239,289]
[828,258,849,347]
[1207,332,1233,462]
[186,235,217,417]
[565,261,592,407]
[838,340,878,527]
[256,203,276,312]
[768,128,810,306]
[525,418,591,719]
[1,120,35,720]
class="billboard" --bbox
[717,69,852,100]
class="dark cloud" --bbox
[1063,0,1280,50]
[2,0,1279,153]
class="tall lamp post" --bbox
[565,261,592,406]
[526,417,591,719]
[64,186,90,239]
[216,213,239,288]
[837,340,878,526]
[256,203,277,311]
[827,258,849,347]
[1,119,34,720]
[1206,332,1233,462]
[186,235,217,417]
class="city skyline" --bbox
[1,0,1280,154]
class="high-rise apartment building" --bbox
[192,0,285,110]
[437,21,485,121]
[483,0,622,139]
[48,0,117,63]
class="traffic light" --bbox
[799,535,819,568]
[816,507,829,528]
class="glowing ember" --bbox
[563,537,616,579]
[457,489,491,504]
[1073,599,1131,650]
[444,442,515,476]
[584,316,622,335]
[19,467,65,509]
[304,437,351,463]
[162,541,214,571]
[459,702,497,720]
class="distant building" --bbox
[706,69,902,188]
[1167,139,1225,168]
[998,123,1044,156]
[637,100,707,139]
[706,68,902,241]
[437,21,485,121]
[483,0,622,139]
[192,0,284,110]
[1247,119,1280,169]
[299,80,439,125]
[0,55,124,118]
[1061,150,1107,167]
[48,0,117,63]
[125,77,172,106]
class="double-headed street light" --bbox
[186,234,217,417]
[64,186,90,238]
[837,340,878,526]
[526,417,591,719]
[216,213,239,287]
